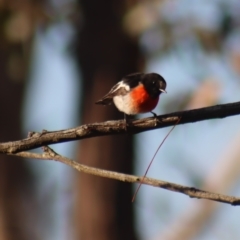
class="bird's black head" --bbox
[141,73,167,99]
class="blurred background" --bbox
[1,0,240,239]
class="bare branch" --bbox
[9,147,240,206]
[1,102,240,206]
[0,101,240,154]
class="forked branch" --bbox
[1,101,240,205]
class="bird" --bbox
[95,72,167,123]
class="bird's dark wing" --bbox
[95,73,144,105]
[122,73,144,88]
[95,81,129,105]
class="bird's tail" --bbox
[95,97,113,105]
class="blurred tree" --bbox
[0,45,27,240]
[75,1,143,240]
[0,1,48,239]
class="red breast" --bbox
[130,84,159,113]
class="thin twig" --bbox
[9,147,240,206]
[132,117,181,202]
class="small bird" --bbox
[95,72,167,122]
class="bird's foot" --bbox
[151,111,161,126]
[124,114,132,131]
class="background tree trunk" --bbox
[0,43,33,239]
[75,1,143,239]
[0,1,45,238]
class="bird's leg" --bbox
[124,113,131,130]
[151,111,157,118]
[151,111,160,126]
[124,113,128,125]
